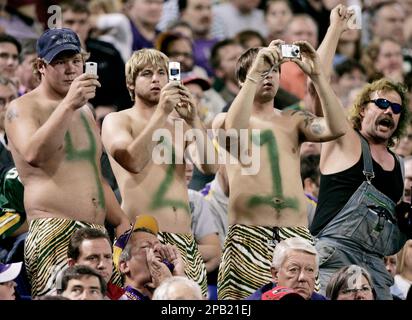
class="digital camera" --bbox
[168,61,181,82]
[281,45,301,59]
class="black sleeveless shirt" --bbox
[310,150,404,236]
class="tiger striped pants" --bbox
[25,218,107,297]
[217,224,314,300]
[158,231,208,298]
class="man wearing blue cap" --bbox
[4,28,130,298]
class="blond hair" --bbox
[396,239,412,274]
[349,78,410,147]
[125,49,169,100]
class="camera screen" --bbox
[170,69,180,76]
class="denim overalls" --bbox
[315,134,407,300]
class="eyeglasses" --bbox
[340,285,372,296]
[367,98,402,114]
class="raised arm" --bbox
[5,73,100,167]
[224,40,284,132]
[101,82,181,174]
[291,40,348,142]
[312,4,355,116]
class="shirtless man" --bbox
[212,40,347,299]
[101,48,216,296]
[5,28,130,297]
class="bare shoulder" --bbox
[6,91,41,123]
[103,109,132,128]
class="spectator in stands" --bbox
[5,27,130,297]
[326,265,375,300]
[361,37,404,83]
[179,0,220,76]
[59,265,106,300]
[0,34,20,81]
[156,31,208,78]
[123,0,163,51]
[101,48,216,296]
[115,215,186,300]
[152,275,204,300]
[210,39,244,105]
[0,76,17,167]
[333,59,367,110]
[394,122,412,157]
[288,0,331,43]
[67,227,125,300]
[305,4,408,300]
[0,261,22,300]
[213,0,268,39]
[264,0,293,43]
[280,14,319,100]
[60,0,132,110]
[246,237,327,300]
[370,1,405,46]
[166,20,193,40]
[234,30,266,49]
[393,240,412,299]
[15,39,39,96]
[214,37,346,300]
[384,254,404,299]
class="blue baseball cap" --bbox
[37,28,82,63]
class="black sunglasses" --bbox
[367,98,402,114]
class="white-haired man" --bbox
[246,237,327,300]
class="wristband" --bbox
[246,75,258,83]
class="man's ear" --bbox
[67,258,76,267]
[271,266,279,283]
[119,260,129,275]
[127,84,135,92]
[360,105,367,117]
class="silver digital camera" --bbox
[281,44,301,59]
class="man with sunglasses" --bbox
[309,4,411,300]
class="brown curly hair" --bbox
[349,78,410,147]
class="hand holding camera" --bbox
[63,62,100,110]
[287,40,322,79]
[167,61,197,122]
[168,61,181,82]
[247,39,285,80]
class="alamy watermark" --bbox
[47,5,62,29]
[151,122,261,175]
